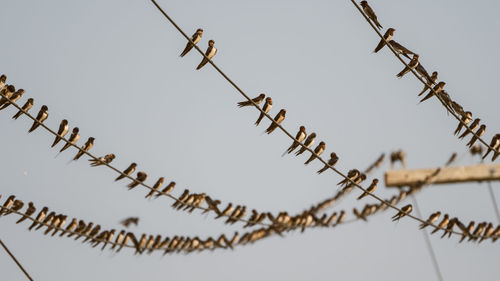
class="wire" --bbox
[487,181,500,223]
[0,238,35,281]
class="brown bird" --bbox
[0,85,15,107]
[12,98,34,120]
[180,28,203,57]
[172,189,190,209]
[469,222,487,241]
[116,163,137,181]
[317,152,339,174]
[255,97,272,126]
[479,223,494,243]
[51,120,69,148]
[440,217,457,239]
[360,1,382,29]
[358,179,378,200]
[459,118,480,140]
[5,199,24,216]
[419,212,441,229]
[482,134,500,160]
[216,203,233,219]
[304,142,325,165]
[28,207,48,230]
[89,153,115,167]
[59,218,77,237]
[237,93,265,108]
[388,40,414,59]
[16,202,36,224]
[145,177,165,198]
[337,169,360,187]
[196,40,217,70]
[265,109,286,134]
[454,111,472,135]
[120,217,139,228]
[0,89,24,110]
[0,74,6,89]
[73,137,95,160]
[128,171,147,189]
[295,132,317,156]
[374,28,395,53]
[28,105,49,133]
[0,195,15,216]
[155,181,176,198]
[419,81,446,103]
[396,54,419,78]
[418,71,438,96]
[445,152,457,166]
[391,204,412,221]
[466,124,485,148]
[59,127,80,153]
[431,214,449,234]
[283,126,307,156]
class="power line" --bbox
[0,238,35,281]
[487,181,500,223]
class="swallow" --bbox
[172,189,190,209]
[418,212,441,230]
[415,64,432,83]
[283,126,307,156]
[445,152,457,166]
[35,211,55,231]
[336,210,346,224]
[492,225,500,242]
[360,1,382,29]
[454,111,472,135]
[479,223,494,243]
[216,203,233,219]
[482,135,500,160]
[155,181,176,198]
[74,222,94,241]
[466,124,485,148]
[374,28,395,53]
[337,169,360,187]
[43,215,61,235]
[345,173,366,190]
[82,225,101,243]
[111,230,125,250]
[117,232,132,252]
[120,217,139,228]
[237,93,265,108]
[12,98,34,120]
[418,71,438,96]
[353,208,367,222]
[440,217,457,238]
[51,215,67,236]
[295,132,316,156]
[116,163,137,182]
[73,137,95,160]
[265,109,286,134]
[204,196,221,215]
[5,200,24,216]
[0,85,15,107]
[357,179,378,200]
[0,74,5,89]
[51,120,69,147]
[255,97,272,126]
[196,40,217,70]
[180,28,203,57]
[388,40,414,59]
[60,218,77,237]
[145,177,164,198]
[89,153,115,167]
[16,202,36,224]
[431,214,449,234]
[317,152,339,174]
[419,81,446,103]
[128,171,147,189]
[469,222,487,241]
[458,118,480,140]
[0,89,24,110]
[0,195,15,216]
[59,127,80,153]
[67,220,86,238]
[396,54,419,78]
[27,207,48,231]
[304,141,325,165]
[391,204,412,221]
[28,105,48,133]
[492,146,500,162]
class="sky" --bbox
[1,0,500,280]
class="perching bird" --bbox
[16,202,36,224]
[466,124,485,148]
[51,119,69,148]
[145,177,165,198]
[396,54,419,78]
[73,137,95,160]
[360,1,382,29]
[419,211,441,229]
[0,195,15,216]
[155,181,176,198]
[317,152,339,174]
[459,221,475,243]
[89,153,115,167]
[483,134,500,160]
[283,126,307,156]
[28,105,49,133]
[445,152,457,166]
[479,223,494,243]
[357,178,378,200]
[196,40,217,70]
[216,203,233,219]
[180,28,203,57]
[0,85,15,107]
[237,93,265,108]
[454,111,472,135]
[388,40,414,59]
[0,89,24,110]
[265,109,286,134]
[419,81,446,103]
[304,142,325,165]
[374,28,395,53]
[458,118,480,140]
[337,169,360,187]
[469,222,487,241]
[5,199,24,215]
[431,214,449,234]
[0,74,6,89]
[418,71,438,96]
[28,207,48,230]
[415,64,432,84]
[255,97,272,126]
[59,127,80,153]
[295,133,317,156]
[12,98,34,120]
[120,217,139,228]
[441,217,457,239]
[391,204,412,221]
[115,163,137,182]
[128,171,147,189]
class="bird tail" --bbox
[254,113,264,126]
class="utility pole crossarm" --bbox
[385,164,500,187]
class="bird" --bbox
[59,218,77,237]
[0,85,15,107]
[458,118,480,140]
[483,134,500,160]
[255,97,272,126]
[441,217,457,239]
[283,126,307,156]
[16,202,36,224]
[0,89,24,110]
[418,71,438,96]
[419,81,446,103]
[128,172,147,189]
[216,203,233,219]
[419,211,441,229]
[304,142,325,165]
[237,93,265,108]
[374,28,395,53]
[391,204,412,221]
[317,152,339,174]
[396,54,419,78]
[28,207,48,230]
[59,127,80,153]
[357,179,378,200]
[51,120,69,148]
[388,40,414,59]
[445,152,457,166]
[172,189,190,209]
[265,109,286,134]
[28,105,49,133]
[120,217,139,228]
[0,195,15,216]
[337,169,360,187]
[466,124,485,148]
[180,28,203,57]
[12,98,34,120]
[479,223,494,243]
[459,221,475,243]
[89,154,115,167]
[196,40,217,70]
[145,177,165,199]
[360,1,382,29]
[295,133,317,156]
[73,137,95,160]
[431,214,449,234]
[154,181,176,198]
[415,64,432,83]
[0,74,6,89]
[5,200,24,216]
[469,222,487,241]
[115,163,137,182]
[454,111,472,135]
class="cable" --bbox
[487,181,500,223]
[0,239,35,281]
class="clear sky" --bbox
[1,0,499,280]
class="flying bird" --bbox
[304,141,325,165]
[237,93,265,108]
[59,127,80,153]
[255,97,272,126]
[116,163,137,182]
[120,217,139,228]
[265,109,286,134]
[12,98,34,120]
[374,28,395,53]
[196,40,217,70]
[360,1,382,29]
[51,120,69,148]
[180,28,203,57]
[317,152,339,174]
[28,105,49,133]
[73,137,95,160]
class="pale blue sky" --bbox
[1,0,499,280]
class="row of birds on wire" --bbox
[357,1,499,160]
